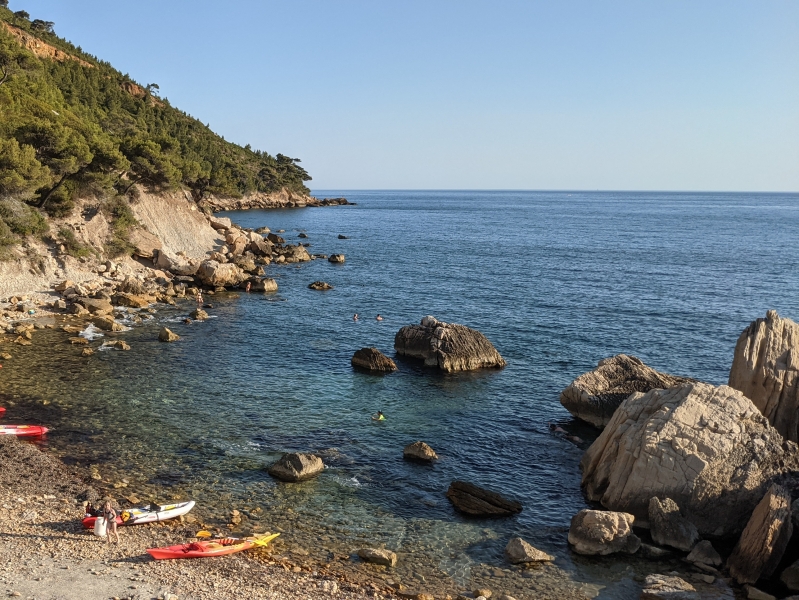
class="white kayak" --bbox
[82,500,196,528]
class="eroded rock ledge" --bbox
[199,189,351,212]
[560,354,693,428]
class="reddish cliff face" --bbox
[2,22,93,67]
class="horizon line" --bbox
[309,188,799,194]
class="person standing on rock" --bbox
[196,290,203,306]
[103,500,120,544]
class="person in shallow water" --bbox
[103,500,120,544]
[353,313,359,321]
[372,411,386,421]
[376,314,383,321]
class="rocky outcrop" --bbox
[351,347,397,372]
[190,308,208,321]
[328,254,345,264]
[648,497,699,552]
[198,189,350,212]
[308,281,333,291]
[267,452,324,482]
[158,327,180,342]
[729,310,799,442]
[196,260,247,288]
[128,228,162,259]
[727,483,792,584]
[580,382,799,537]
[394,316,506,372]
[640,575,698,600]
[446,481,522,517]
[567,509,640,556]
[403,441,438,462]
[357,548,397,567]
[249,278,278,293]
[560,354,693,428]
[504,537,554,563]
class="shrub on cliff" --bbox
[0,6,312,219]
[102,195,137,258]
[0,198,48,236]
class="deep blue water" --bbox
[4,190,799,597]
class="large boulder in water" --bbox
[268,452,324,482]
[648,497,699,552]
[446,481,521,517]
[351,347,397,372]
[560,354,693,429]
[729,310,799,442]
[394,316,505,372]
[580,382,799,537]
[196,260,247,287]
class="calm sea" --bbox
[4,190,799,598]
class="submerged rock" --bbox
[567,509,640,556]
[308,281,333,291]
[504,537,554,563]
[446,481,521,517]
[640,574,698,600]
[580,382,799,537]
[267,452,324,482]
[727,483,793,584]
[328,254,345,263]
[560,354,693,428]
[403,441,438,462]
[351,347,397,372]
[729,310,799,442]
[357,548,397,567]
[394,316,506,372]
[190,308,208,321]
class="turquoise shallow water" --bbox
[3,190,799,598]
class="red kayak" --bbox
[147,533,279,560]
[0,407,5,418]
[0,425,48,437]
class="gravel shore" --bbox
[0,436,396,600]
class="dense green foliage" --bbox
[0,6,311,224]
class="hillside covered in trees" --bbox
[0,4,311,255]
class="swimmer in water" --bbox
[548,423,567,434]
[376,314,383,321]
[353,313,359,321]
[372,411,386,421]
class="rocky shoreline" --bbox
[557,309,799,600]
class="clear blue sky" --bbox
[15,1,799,191]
